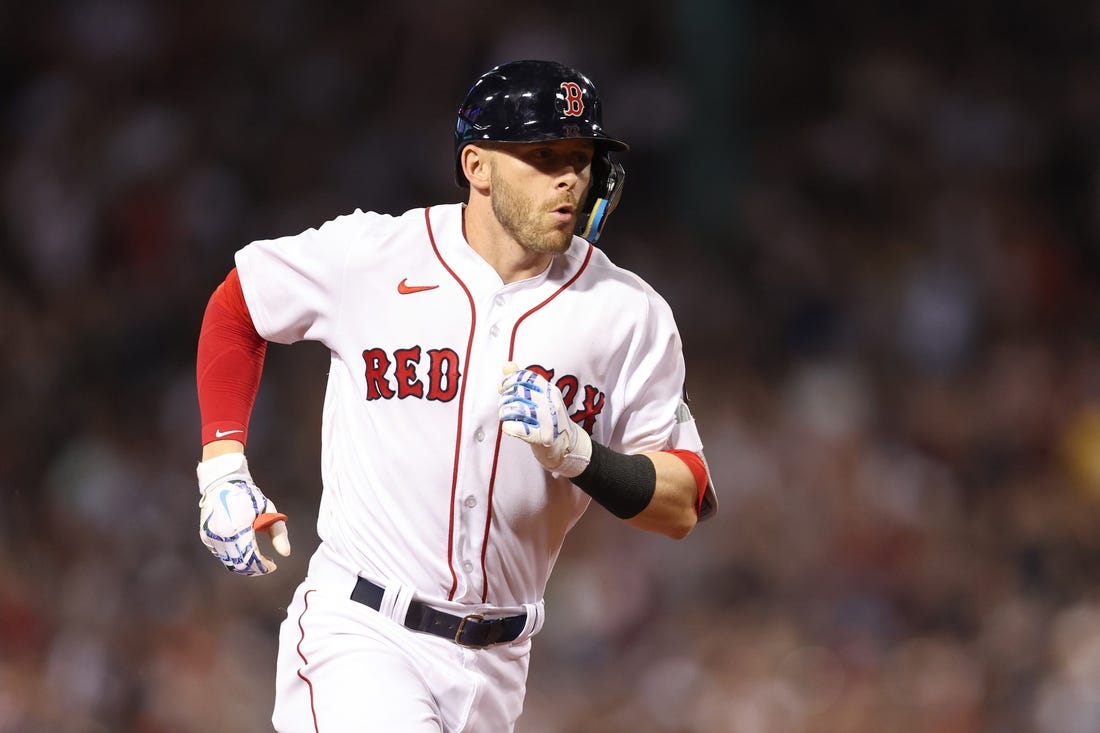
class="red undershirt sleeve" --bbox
[664,449,710,514]
[196,268,267,446]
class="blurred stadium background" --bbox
[4,1,1100,731]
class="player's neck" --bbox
[461,203,553,285]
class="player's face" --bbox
[488,139,594,255]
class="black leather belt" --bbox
[351,576,527,648]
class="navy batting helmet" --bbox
[454,60,628,242]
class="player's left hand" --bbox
[196,452,291,576]
[498,362,592,477]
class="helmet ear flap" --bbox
[576,155,625,243]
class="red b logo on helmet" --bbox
[560,82,584,117]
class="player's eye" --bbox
[525,146,591,174]
[571,151,592,167]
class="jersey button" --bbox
[462,561,474,573]
[464,495,477,508]
[474,427,485,442]
[493,295,505,307]
[489,324,500,338]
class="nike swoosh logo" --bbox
[398,278,439,295]
[219,488,232,517]
[215,428,244,438]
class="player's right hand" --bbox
[196,452,291,576]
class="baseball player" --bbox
[194,59,717,732]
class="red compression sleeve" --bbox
[665,449,710,514]
[196,268,267,446]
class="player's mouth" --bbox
[549,203,575,225]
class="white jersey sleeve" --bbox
[233,210,384,346]
[611,285,698,454]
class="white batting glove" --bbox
[498,362,592,477]
[196,452,291,576]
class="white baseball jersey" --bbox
[236,202,706,611]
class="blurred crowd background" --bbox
[4,1,1100,731]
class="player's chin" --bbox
[547,216,577,247]
[524,225,573,254]
[544,231,574,254]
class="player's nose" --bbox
[555,169,578,191]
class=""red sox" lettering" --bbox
[361,348,605,431]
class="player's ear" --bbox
[462,145,492,194]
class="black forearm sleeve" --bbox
[571,441,656,519]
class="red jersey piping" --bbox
[423,207,477,601]
[479,242,595,601]
[294,589,320,732]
